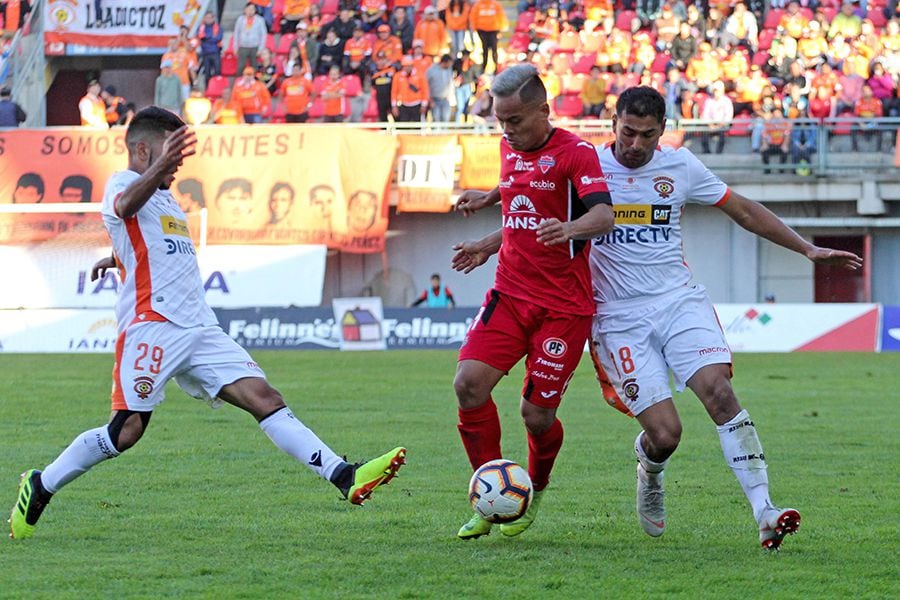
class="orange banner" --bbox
[396,135,457,213]
[458,131,684,191]
[0,126,398,253]
[458,135,501,191]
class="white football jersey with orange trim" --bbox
[101,170,217,329]
[591,145,730,304]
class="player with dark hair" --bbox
[9,106,406,540]
[450,64,615,540]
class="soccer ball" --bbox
[468,459,533,523]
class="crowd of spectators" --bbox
[64,0,900,164]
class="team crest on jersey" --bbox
[652,176,675,199]
[623,377,639,401]
[542,337,567,357]
[133,376,155,400]
[537,155,556,174]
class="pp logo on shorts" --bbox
[133,376,155,400]
[542,337,567,358]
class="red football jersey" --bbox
[494,128,610,315]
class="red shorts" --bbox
[459,289,591,409]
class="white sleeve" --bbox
[101,171,140,220]
[682,149,729,206]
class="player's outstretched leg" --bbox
[635,431,667,537]
[458,513,493,539]
[333,447,407,505]
[499,489,544,537]
[8,470,53,540]
[758,504,801,551]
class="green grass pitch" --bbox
[1,351,898,599]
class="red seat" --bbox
[507,31,531,54]
[205,75,230,99]
[308,98,325,120]
[221,52,238,76]
[758,28,775,51]
[727,117,752,136]
[312,74,329,94]
[622,72,641,88]
[363,94,380,122]
[868,11,887,27]
[321,0,339,16]
[554,93,584,118]
[752,51,770,67]
[833,112,854,135]
[763,9,784,29]
[270,101,287,123]
[342,75,362,97]
[276,33,297,56]
[515,10,535,33]
[265,34,277,53]
[650,51,671,74]
[615,10,637,32]
[571,52,597,75]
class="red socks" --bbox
[457,398,502,471]
[527,418,563,491]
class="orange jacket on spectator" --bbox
[720,51,748,83]
[3,0,23,32]
[79,94,108,128]
[762,118,791,148]
[321,78,346,117]
[162,47,198,87]
[414,17,448,57]
[811,68,839,97]
[686,49,721,89]
[373,35,403,65]
[212,96,244,124]
[233,78,272,115]
[445,3,470,32]
[344,36,373,63]
[280,74,315,115]
[284,0,311,19]
[854,97,883,119]
[469,0,506,33]
[391,68,429,107]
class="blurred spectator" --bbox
[769,28,799,61]
[359,0,388,33]
[1,0,30,33]
[249,0,274,32]
[852,84,884,151]
[703,7,726,49]
[687,42,721,91]
[453,48,480,122]
[373,23,403,65]
[392,55,428,121]
[653,3,681,50]
[581,65,608,117]
[868,62,897,115]
[679,88,697,118]
[446,0,471,57]
[632,31,658,73]
[317,29,345,75]
[371,50,397,121]
[811,62,839,98]
[598,92,617,119]
[390,6,416,53]
[344,24,373,72]
[669,22,697,70]
[416,6,448,59]
[700,81,733,154]
[784,59,811,93]
[835,72,864,114]
[761,107,791,173]
[782,82,809,118]
[469,0,507,73]
[733,64,768,115]
[685,4,705,38]
[154,61,184,114]
[427,54,454,122]
[858,19,883,55]
[720,43,749,86]
[232,66,271,123]
[392,0,417,23]
[807,85,834,120]
[280,67,315,122]
[411,273,456,308]
[283,43,306,78]
[295,24,319,74]
[211,87,244,124]
[161,37,198,101]
[780,2,810,39]
[80,79,109,128]
[197,11,223,80]
[723,3,758,52]
[790,107,817,174]
[325,7,361,44]
[411,40,433,74]
[828,2,862,40]
[183,85,213,125]
[234,2,268,71]
[843,42,872,78]
[257,48,279,95]
[280,0,311,34]
[797,21,828,68]
[637,0,663,30]
[0,86,25,127]
[321,65,347,123]
[101,85,127,126]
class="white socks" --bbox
[635,431,667,476]
[716,409,772,522]
[259,407,345,481]
[41,426,120,494]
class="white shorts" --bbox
[112,320,265,412]
[590,284,732,417]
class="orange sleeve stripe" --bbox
[714,187,732,207]
[124,217,155,318]
[588,343,634,418]
[111,330,128,411]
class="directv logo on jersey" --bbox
[165,238,196,255]
[530,180,556,191]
